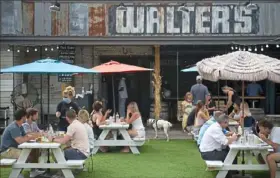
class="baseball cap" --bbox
[196,75,202,81]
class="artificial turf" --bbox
[0,140,270,178]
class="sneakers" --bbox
[30,169,45,178]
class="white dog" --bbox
[147,118,172,141]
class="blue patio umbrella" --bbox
[181,66,198,72]
[0,58,98,175]
[0,58,97,74]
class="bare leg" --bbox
[121,129,138,152]
[266,153,280,178]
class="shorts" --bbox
[0,147,21,159]
[136,129,145,138]
[64,148,87,160]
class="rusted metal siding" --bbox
[88,4,106,36]
[1,2,280,36]
[51,3,69,36]
[22,2,34,35]
[34,2,52,36]
[69,3,89,36]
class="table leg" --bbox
[119,129,140,154]
[246,150,252,164]
[260,150,269,164]
[52,148,75,178]
[9,149,31,178]
[216,149,239,178]
[92,129,110,154]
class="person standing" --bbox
[222,86,241,114]
[56,88,80,132]
[191,75,209,104]
[180,92,193,133]
[118,77,128,118]
[246,81,263,108]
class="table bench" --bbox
[93,123,145,154]
[9,142,80,178]
[0,159,17,166]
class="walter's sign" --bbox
[108,4,259,35]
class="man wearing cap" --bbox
[191,75,209,104]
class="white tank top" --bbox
[132,117,145,130]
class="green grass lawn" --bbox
[0,140,270,178]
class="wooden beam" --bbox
[153,45,161,120]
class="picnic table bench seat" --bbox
[205,160,224,171]
[133,137,145,146]
[0,159,17,166]
[66,160,85,167]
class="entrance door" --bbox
[100,56,152,122]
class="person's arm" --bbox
[125,113,140,124]
[11,128,35,144]
[212,128,237,145]
[225,91,233,110]
[199,111,209,121]
[56,102,62,118]
[51,126,73,144]
[259,133,279,150]
[96,114,106,126]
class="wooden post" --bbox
[153,45,161,120]
[61,83,66,97]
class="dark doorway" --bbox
[100,56,152,122]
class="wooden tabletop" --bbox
[99,123,129,129]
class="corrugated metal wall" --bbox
[1,1,280,36]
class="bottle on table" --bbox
[116,112,120,123]
[82,87,85,96]
[48,124,54,136]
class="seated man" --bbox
[23,108,42,134]
[199,114,238,161]
[258,120,280,178]
[0,109,38,178]
[197,111,232,146]
[49,109,89,160]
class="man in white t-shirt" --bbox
[258,120,280,178]
[199,114,238,161]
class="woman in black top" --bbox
[222,86,241,114]
[56,88,79,132]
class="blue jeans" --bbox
[64,148,87,160]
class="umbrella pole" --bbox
[241,80,245,176]
[112,75,116,120]
[46,74,51,175]
[217,80,220,110]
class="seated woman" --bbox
[121,102,145,153]
[230,102,255,132]
[193,100,210,134]
[91,101,111,152]
[78,109,94,153]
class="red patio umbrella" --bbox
[92,60,153,115]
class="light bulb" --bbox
[7,48,10,52]
[17,49,20,53]
[266,44,269,48]
[51,48,54,51]
[277,44,279,48]
[231,46,234,50]
[57,46,59,49]
[254,47,257,51]
[238,47,241,51]
[26,49,29,52]
[261,47,264,51]
[248,47,252,51]
[243,47,246,51]
[235,46,238,50]
[34,48,38,52]
[45,47,48,51]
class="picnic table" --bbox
[208,135,273,178]
[9,142,84,178]
[92,122,145,154]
